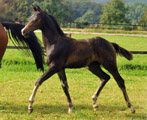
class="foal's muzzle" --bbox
[21,28,30,38]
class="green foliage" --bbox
[71,0,103,23]
[138,8,147,27]
[0,0,13,22]
[0,0,146,30]
[126,2,147,25]
[100,0,129,24]
[0,0,34,23]
[76,10,96,23]
[33,0,73,23]
[11,0,34,22]
[92,0,147,3]
[0,0,73,23]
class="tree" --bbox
[138,8,147,27]
[0,0,73,24]
[2,0,34,23]
[70,0,103,22]
[0,0,13,22]
[76,9,95,23]
[126,2,147,25]
[100,0,129,24]
[34,0,73,23]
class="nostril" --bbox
[23,31,25,34]
[21,28,26,35]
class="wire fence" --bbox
[61,22,147,31]
[6,27,147,54]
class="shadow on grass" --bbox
[0,102,146,119]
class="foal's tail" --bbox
[112,43,133,60]
[2,22,44,71]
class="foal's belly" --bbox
[65,60,90,68]
[65,54,96,68]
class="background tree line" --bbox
[0,0,147,30]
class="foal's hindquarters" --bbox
[0,23,8,68]
[88,38,135,114]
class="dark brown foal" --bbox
[21,6,135,114]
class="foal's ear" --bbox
[36,6,42,12]
[32,5,37,11]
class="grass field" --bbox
[0,33,147,120]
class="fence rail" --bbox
[64,32,147,37]
[6,46,147,54]
[7,32,147,54]
[61,22,147,31]
[33,31,147,37]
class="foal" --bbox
[22,6,135,114]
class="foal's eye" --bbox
[32,17,38,22]
[34,19,38,22]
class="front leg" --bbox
[28,85,39,113]
[28,65,58,113]
[58,70,73,114]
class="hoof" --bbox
[93,104,98,111]
[68,108,72,114]
[28,108,33,114]
[131,107,135,114]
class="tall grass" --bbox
[0,34,146,120]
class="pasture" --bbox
[0,33,147,120]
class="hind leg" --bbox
[111,70,135,113]
[103,62,135,114]
[87,62,110,111]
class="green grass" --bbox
[0,33,147,119]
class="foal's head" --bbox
[21,6,43,37]
[22,5,64,37]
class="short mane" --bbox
[42,12,65,36]
[49,15,65,36]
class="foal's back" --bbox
[65,36,116,68]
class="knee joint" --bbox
[102,75,110,81]
[35,80,41,86]
[105,75,110,81]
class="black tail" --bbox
[112,43,133,60]
[2,22,44,71]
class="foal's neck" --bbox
[41,29,61,50]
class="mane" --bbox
[42,12,65,36]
